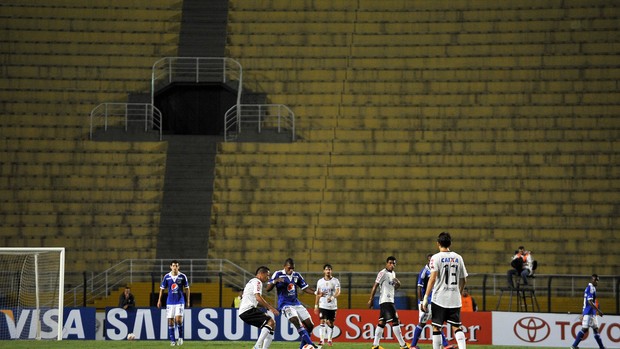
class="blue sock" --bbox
[299,328,314,347]
[411,325,423,345]
[168,325,175,342]
[441,331,448,347]
[571,330,585,348]
[178,322,184,339]
[594,333,604,349]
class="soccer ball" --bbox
[302,344,316,349]
[127,333,136,340]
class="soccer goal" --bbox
[0,247,65,340]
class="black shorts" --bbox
[430,303,461,328]
[319,308,337,322]
[379,302,399,323]
[239,308,271,328]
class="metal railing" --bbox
[224,103,296,142]
[292,272,619,313]
[88,57,300,141]
[64,259,619,314]
[64,259,253,307]
[89,103,162,140]
[151,57,242,108]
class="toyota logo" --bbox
[514,316,550,342]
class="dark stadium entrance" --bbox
[153,82,237,135]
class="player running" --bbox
[266,258,318,349]
[238,266,280,349]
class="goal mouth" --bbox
[0,247,65,341]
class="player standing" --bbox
[238,266,280,349]
[314,263,340,346]
[422,232,468,349]
[570,274,606,349]
[367,256,410,349]
[158,260,190,346]
[410,253,453,349]
[266,258,318,349]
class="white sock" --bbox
[320,324,326,341]
[373,326,384,346]
[455,330,467,349]
[256,326,270,348]
[327,326,333,341]
[433,332,443,349]
[393,325,406,347]
[263,332,274,349]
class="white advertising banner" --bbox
[493,312,620,348]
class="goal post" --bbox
[0,247,65,340]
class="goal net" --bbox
[0,248,65,340]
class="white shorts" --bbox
[581,314,599,329]
[166,304,185,319]
[282,304,312,322]
[418,303,432,323]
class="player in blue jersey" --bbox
[571,274,605,349]
[410,254,453,349]
[158,260,191,346]
[266,258,318,349]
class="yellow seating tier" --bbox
[1,0,181,287]
[210,0,620,276]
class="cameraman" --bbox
[506,246,534,288]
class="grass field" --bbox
[2,341,570,349]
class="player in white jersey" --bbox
[422,232,468,349]
[157,260,190,346]
[368,256,410,349]
[410,253,453,349]
[238,266,280,349]
[314,263,340,346]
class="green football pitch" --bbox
[2,341,569,349]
